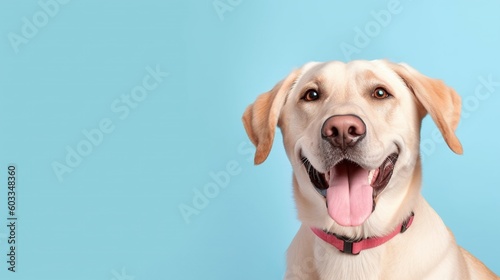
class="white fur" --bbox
[243,60,498,279]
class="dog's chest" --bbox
[314,245,383,280]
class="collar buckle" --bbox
[342,240,358,255]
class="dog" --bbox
[242,60,499,280]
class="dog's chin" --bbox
[300,152,399,226]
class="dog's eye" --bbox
[372,88,391,99]
[303,90,320,101]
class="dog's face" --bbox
[243,60,462,235]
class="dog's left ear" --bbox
[390,62,463,154]
[242,69,300,165]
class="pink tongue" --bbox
[326,162,373,227]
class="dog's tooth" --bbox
[368,170,375,185]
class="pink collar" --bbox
[311,212,414,255]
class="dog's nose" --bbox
[321,115,366,149]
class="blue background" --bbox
[0,0,499,279]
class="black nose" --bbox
[321,115,366,149]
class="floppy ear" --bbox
[390,62,463,154]
[242,69,300,165]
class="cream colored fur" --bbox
[243,60,499,280]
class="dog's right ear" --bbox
[242,69,300,165]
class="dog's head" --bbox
[243,60,462,236]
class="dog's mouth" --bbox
[302,153,398,227]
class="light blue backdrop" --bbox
[0,0,499,279]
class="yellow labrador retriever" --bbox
[242,60,499,280]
